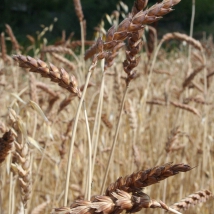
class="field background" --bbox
[0,0,214,214]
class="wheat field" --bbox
[0,0,213,214]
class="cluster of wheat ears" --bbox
[0,0,213,213]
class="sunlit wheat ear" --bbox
[12,55,81,97]
[170,190,213,211]
[0,130,14,164]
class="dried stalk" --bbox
[64,60,97,206]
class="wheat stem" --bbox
[9,172,13,214]
[64,69,92,206]
[80,21,86,75]
[91,59,105,176]
[141,39,163,112]
[0,166,2,214]
[202,52,208,187]
[100,84,129,194]
[168,207,182,214]
[30,144,47,206]
[188,0,195,63]
[83,100,92,200]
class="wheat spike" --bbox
[182,65,205,88]
[52,190,176,214]
[105,162,192,195]
[13,55,81,97]
[170,190,213,211]
[85,0,181,60]
[5,24,21,53]
[9,109,31,208]
[162,32,203,52]
[73,0,84,22]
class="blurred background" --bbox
[0,0,214,45]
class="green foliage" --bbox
[0,0,213,46]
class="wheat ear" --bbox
[105,162,192,195]
[13,55,81,97]
[0,32,9,63]
[85,0,181,60]
[170,190,213,211]
[52,189,182,214]
[41,46,80,64]
[9,109,31,209]
[5,24,21,53]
